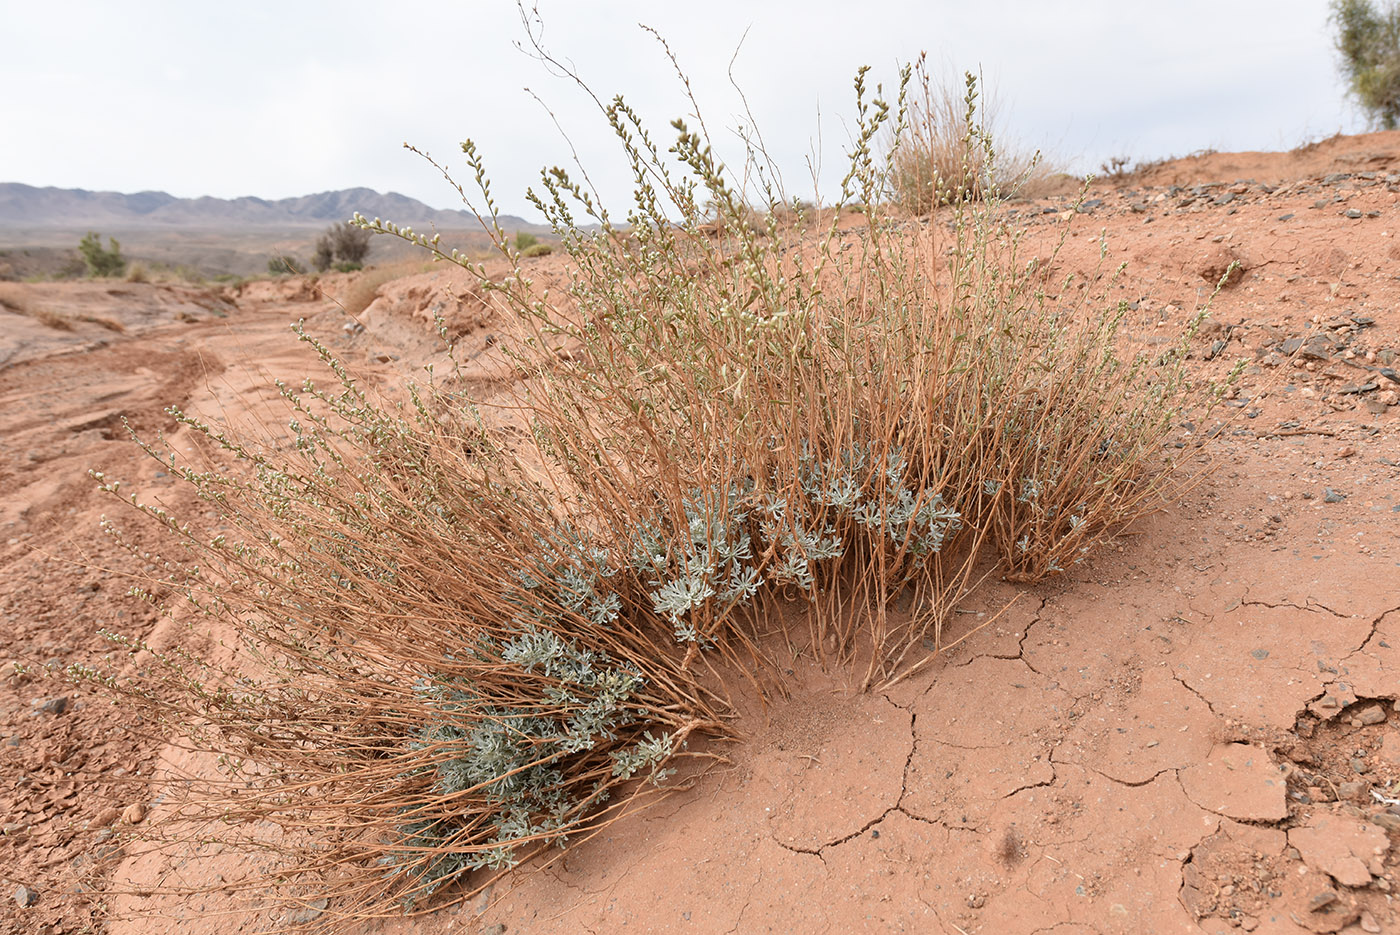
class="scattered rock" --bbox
[1289,814,1389,887]
[286,898,329,924]
[1308,889,1338,911]
[1358,706,1387,726]
[1344,208,1363,219]
[13,885,38,908]
[35,695,68,715]
[92,806,121,828]
[1360,909,1381,932]
[122,802,146,825]
[1370,812,1400,831]
[1338,782,1366,802]
[1324,488,1347,503]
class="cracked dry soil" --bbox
[5,131,1400,935]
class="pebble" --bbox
[1338,781,1366,802]
[36,696,69,715]
[1345,208,1363,219]
[286,898,329,924]
[1370,812,1400,831]
[92,807,121,828]
[1361,909,1381,933]
[122,802,147,825]
[1351,757,1370,774]
[1359,706,1387,726]
[1324,488,1347,503]
[1308,889,1338,911]
[13,885,38,908]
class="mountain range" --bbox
[0,183,535,231]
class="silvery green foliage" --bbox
[758,494,842,592]
[629,442,964,642]
[391,630,671,900]
[632,484,756,643]
[797,442,963,559]
[513,527,622,628]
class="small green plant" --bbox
[1331,0,1400,128]
[77,231,126,278]
[515,230,539,251]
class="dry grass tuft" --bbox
[886,56,1061,212]
[0,290,76,331]
[330,259,435,317]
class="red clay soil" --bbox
[4,131,1400,935]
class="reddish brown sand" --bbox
[4,131,1400,935]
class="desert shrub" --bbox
[330,220,373,265]
[268,254,305,275]
[125,262,149,283]
[1332,0,1400,129]
[885,55,1057,212]
[311,233,334,272]
[521,242,552,257]
[82,43,1233,921]
[78,231,126,278]
[515,230,539,250]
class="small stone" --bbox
[1325,488,1347,503]
[122,803,146,825]
[1370,812,1400,831]
[1241,917,1259,932]
[13,885,38,908]
[1351,757,1370,774]
[1336,446,1357,459]
[1338,782,1366,802]
[1359,706,1387,726]
[1345,208,1363,219]
[1360,909,1381,933]
[1309,889,1339,911]
[92,807,121,828]
[286,898,329,924]
[36,696,69,715]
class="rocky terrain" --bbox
[2,131,1400,935]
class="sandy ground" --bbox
[4,130,1400,935]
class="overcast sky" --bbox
[0,1,1370,221]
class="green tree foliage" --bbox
[78,231,126,278]
[1332,0,1400,129]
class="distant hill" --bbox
[0,183,539,232]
